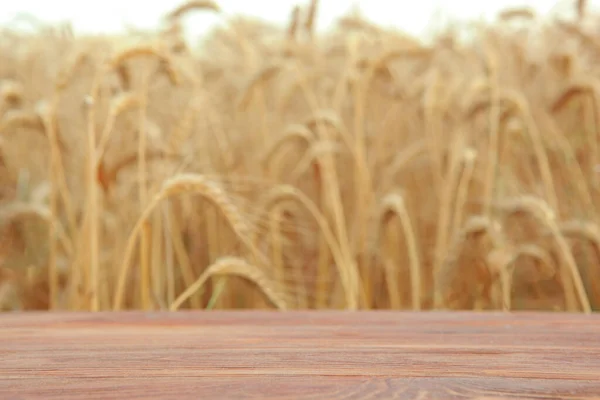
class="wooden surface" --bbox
[2,311,600,399]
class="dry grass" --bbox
[1,1,599,312]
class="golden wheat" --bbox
[236,62,283,110]
[493,196,591,313]
[487,244,556,311]
[286,5,301,42]
[109,44,181,86]
[256,184,358,308]
[169,256,287,311]
[435,216,503,309]
[379,191,422,310]
[3,4,600,312]
[112,173,263,309]
[165,0,221,22]
[497,7,536,22]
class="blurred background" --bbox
[0,0,595,39]
[2,0,600,313]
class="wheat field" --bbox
[0,0,599,313]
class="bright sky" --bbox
[0,0,594,40]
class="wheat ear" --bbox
[303,0,319,39]
[109,44,181,86]
[577,0,587,21]
[304,109,360,163]
[165,0,220,21]
[236,62,283,110]
[434,216,503,309]
[256,184,357,309]
[559,220,600,306]
[0,110,66,151]
[170,256,287,311]
[560,220,600,257]
[286,5,301,42]
[0,80,23,113]
[487,244,556,311]
[551,78,600,176]
[493,196,591,313]
[0,201,71,257]
[497,7,536,21]
[261,123,313,173]
[112,174,263,309]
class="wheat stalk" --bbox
[435,216,504,309]
[433,133,468,286]
[304,109,373,293]
[452,148,477,234]
[303,0,319,40]
[36,100,76,309]
[487,244,556,311]
[379,191,422,310]
[171,202,201,307]
[559,220,600,306]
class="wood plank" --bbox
[1,311,600,399]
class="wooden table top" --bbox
[2,311,600,399]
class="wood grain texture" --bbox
[1,311,600,399]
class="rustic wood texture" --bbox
[2,311,600,399]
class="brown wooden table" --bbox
[1,311,600,399]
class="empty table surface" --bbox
[1,311,600,399]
